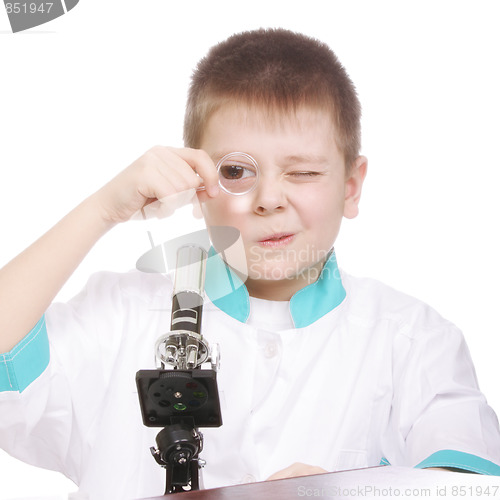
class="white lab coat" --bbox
[1,259,500,499]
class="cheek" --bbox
[294,187,344,229]
[202,196,252,227]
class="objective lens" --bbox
[216,152,259,195]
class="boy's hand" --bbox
[0,146,219,352]
[93,146,220,225]
[266,462,327,481]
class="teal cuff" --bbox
[416,450,500,475]
[0,316,50,393]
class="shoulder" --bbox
[58,269,173,309]
[339,270,461,340]
[46,270,174,351]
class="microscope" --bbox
[136,245,222,494]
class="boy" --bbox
[1,28,500,499]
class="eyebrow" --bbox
[211,151,232,162]
[210,151,330,167]
[282,154,330,167]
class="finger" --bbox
[143,189,197,220]
[133,153,195,205]
[156,161,200,194]
[266,463,327,481]
[172,147,220,198]
[147,147,203,195]
[266,464,296,481]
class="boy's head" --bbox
[186,29,367,300]
[184,28,361,170]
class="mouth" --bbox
[257,232,296,247]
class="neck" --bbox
[245,259,326,301]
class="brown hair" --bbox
[183,28,361,168]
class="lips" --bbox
[257,232,295,247]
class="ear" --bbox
[344,155,368,219]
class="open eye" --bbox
[219,162,257,180]
[216,153,259,195]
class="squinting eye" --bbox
[290,171,321,177]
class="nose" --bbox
[252,173,287,215]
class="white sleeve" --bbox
[0,271,136,483]
[389,319,500,474]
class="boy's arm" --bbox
[0,146,219,353]
[0,196,112,353]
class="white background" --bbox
[1,1,500,498]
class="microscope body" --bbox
[136,245,222,494]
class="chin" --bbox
[247,262,310,282]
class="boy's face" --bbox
[199,103,366,300]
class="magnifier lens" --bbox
[217,153,259,195]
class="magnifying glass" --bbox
[197,152,259,196]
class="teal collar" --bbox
[204,248,346,328]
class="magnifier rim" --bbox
[216,151,259,196]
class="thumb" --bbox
[131,188,197,221]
